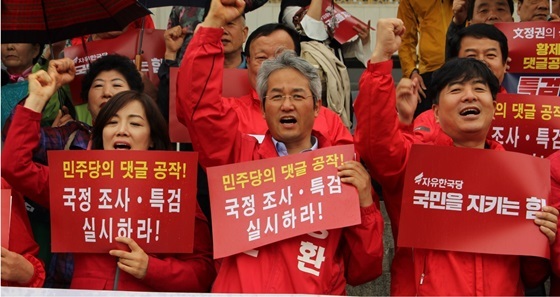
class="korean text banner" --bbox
[63,29,165,105]
[208,144,360,259]
[1,189,12,248]
[494,21,559,74]
[490,93,560,158]
[398,144,550,258]
[48,150,198,253]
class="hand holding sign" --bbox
[109,237,149,280]
[0,247,35,284]
[208,145,361,258]
[535,205,559,244]
[353,20,371,45]
[398,145,552,258]
[338,161,373,207]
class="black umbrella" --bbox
[1,0,152,44]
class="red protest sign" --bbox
[490,93,560,158]
[320,2,373,44]
[495,21,559,74]
[48,150,198,253]
[207,144,359,259]
[63,29,165,105]
[1,189,12,248]
[169,67,252,143]
[398,144,551,258]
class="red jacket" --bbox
[176,26,353,147]
[1,179,45,288]
[354,60,546,296]
[1,105,216,292]
[549,150,560,296]
[177,26,383,294]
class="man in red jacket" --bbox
[354,18,558,295]
[177,0,383,293]
[396,20,558,295]
[175,2,352,146]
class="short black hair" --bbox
[430,58,500,104]
[245,23,301,57]
[448,23,509,64]
[467,0,514,20]
[80,54,143,102]
[91,90,171,151]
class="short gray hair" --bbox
[256,50,321,108]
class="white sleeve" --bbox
[282,6,329,41]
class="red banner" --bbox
[63,28,165,105]
[207,144,359,258]
[495,21,559,74]
[398,144,551,258]
[490,93,560,158]
[169,67,252,143]
[320,2,373,44]
[47,150,198,253]
[1,189,12,248]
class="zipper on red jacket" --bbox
[414,249,427,294]
[420,254,426,285]
[411,248,426,296]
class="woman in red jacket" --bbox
[1,59,216,291]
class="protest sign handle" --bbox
[113,261,120,290]
[135,54,142,71]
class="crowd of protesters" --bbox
[1,0,559,295]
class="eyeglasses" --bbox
[264,94,314,102]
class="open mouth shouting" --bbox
[113,142,132,150]
[459,106,481,118]
[279,115,297,127]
